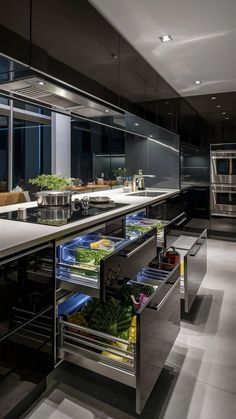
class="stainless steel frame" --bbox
[211,151,236,184]
[183,229,207,313]
[211,185,236,217]
[58,265,180,415]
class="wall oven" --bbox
[211,185,236,217]
[211,151,236,184]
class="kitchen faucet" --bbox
[132,169,156,191]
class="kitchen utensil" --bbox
[88,196,111,204]
[35,190,74,207]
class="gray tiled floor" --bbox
[23,239,236,419]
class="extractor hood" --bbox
[0,74,122,119]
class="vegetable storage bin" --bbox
[56,233,127,296]
[57,262,180,415]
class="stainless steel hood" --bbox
[0,74,122,119]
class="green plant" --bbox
[112,167,128,179]
[28,174,74,190]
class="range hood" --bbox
[0,75,122,119]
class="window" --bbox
[13,119,51,189]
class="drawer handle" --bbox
[190,245,201,257]
[152,278,180,311]
[176,217,187,226]
[150,200,166,208]
[121,236,155,258]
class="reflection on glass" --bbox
[71,121,126,189]
[13,119,51,189]
[0,115,8,191]
[13,99,51,116]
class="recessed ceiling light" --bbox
[168,112,173,115]
[225,117,229,120]
[134,123,139,126]
[37,81,45,85]
[221,112,226,115]
[216,105,221,108]
[150,135,153,137]
[194,80,201,85]
[105,109,109,113]
[165,101,170,105]
[211,96,216,100]
[159,34,172,43]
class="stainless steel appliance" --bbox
[35,190,74,207]
[211,185,236,217]
[210,144,236,217]
[211,150,236,184]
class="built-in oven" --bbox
[211,151,236,184]
[211,185,236,217]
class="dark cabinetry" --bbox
[191,187,210,219]
[31,0,119,104]
[0,244,55,419]
[0,0,31,65]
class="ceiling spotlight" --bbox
[37,81,45,85]
[134,123,139,126]
[105,109,109,113]
[221,112,226,115]
[168,112,173,115]
[165,101,170,105]
[211,96,216,100]
[216,105,221,108]
[225,117,229,120]
[150,135,153,137]
[194,80,201,85]
[159,34,173,43]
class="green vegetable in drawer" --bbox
[67,312,88,327]
[126,224,150,234]
[155,222,164,233]
[90,297,134,337]
[81,298,100,321]
[75,247,111,266]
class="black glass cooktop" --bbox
[0,203,129,227]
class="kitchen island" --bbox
[0,187,184,418]
[0,188,183,259]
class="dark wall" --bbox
[0,0,234,155]
[0,0,180,131]
[185,92,236,145]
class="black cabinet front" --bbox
[0,244,55,419]
[0,0,31,65]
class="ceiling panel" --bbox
[89,0,236,96]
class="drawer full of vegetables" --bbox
[56,229,157,298]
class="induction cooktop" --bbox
[0,203,129,227]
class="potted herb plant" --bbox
[29,174,75,206]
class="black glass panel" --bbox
[216,159,229,175]
[13,119,51,189]
[216,193,236,206]
[0,245,54,339]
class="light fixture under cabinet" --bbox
[194,80,201,85]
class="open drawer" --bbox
[125,211,168,247]
[56,229,157,299]
[167,229,207,313]
[57,263,180,415]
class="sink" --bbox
[126,191,166,197]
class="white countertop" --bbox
[0,188,181,259]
